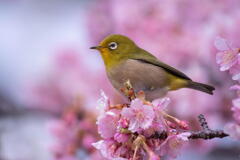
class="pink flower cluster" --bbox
[214,37,240,139]
[215,37,240,80]
[93,91,190,160]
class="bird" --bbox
[90,34,215,101]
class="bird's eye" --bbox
[108,42,118,50]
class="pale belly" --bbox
[107,59,170,101]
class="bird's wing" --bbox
[131,58,192,80]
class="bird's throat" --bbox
[100,50,122,71]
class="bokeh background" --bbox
[0,0,239,160]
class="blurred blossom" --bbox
[159,132,191,159]
[215,38,239,71]
[49,100,104,160]
[215,37,240,140]
[92,140,118,160]
[229,61,240,81]
[25,48,115,113]
[214,36,233,51]
[97,90,111,113]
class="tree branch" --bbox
[150,114,229,140]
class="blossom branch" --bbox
[149,114,229,140]
[189,114,229,139]
[188,130,228,139]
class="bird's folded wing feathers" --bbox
[131,58,192,80]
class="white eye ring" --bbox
[108,42,118,50]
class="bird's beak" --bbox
[90,46,104,50]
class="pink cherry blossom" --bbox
[214,36,232,51]
[121,98,155,132]
[49,104,102,160]
[113,145,131,159]
[97,90,111,113]
[229,61,240,81]
[214,37,240,72]
[151,97,171,132]
[114,132,130,143]
[82,134,96,150]
[97,109,121,139]
[158,132,190,159]
[92,140,130,160]
[216,48,239,72]
[152,97,171,110]
[118,118,129,128]
[92,140,117,159]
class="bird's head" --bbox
[90,34,139,69]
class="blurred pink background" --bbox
[0,0,239,160]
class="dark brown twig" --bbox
[198,114,211,131]
[150,114,229,140]
[188,130,228,139]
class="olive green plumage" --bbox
[91,34,215,100]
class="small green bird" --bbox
[90,34,215,101]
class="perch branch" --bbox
[150,114,229,140]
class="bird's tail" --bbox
[186,81,215,95]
